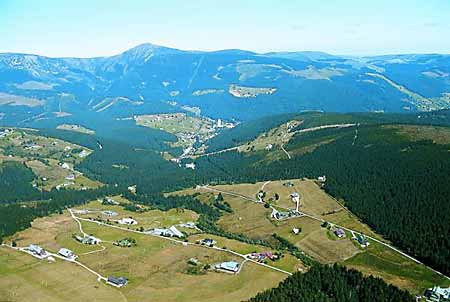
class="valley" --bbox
[1,111,450,301]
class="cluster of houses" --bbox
[149,226,184,238]
[247,251,276,262]
[0,128,12,138]
[215,261,240,273]
[425,286,450,302]
[74,235,101,245]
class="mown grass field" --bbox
[73,198,199,231]
[344,241,450,294]
[0,248,122,302]
[1,205,288,302]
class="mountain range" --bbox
[0,43,449,126]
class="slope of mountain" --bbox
[0,44,449,129]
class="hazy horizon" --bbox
[1,0,449,58]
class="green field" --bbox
[174,179,449,294]
[1,202,288,302]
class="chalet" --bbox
[354,234,370,248]
[78,150,89,158]
[249,252,275,262]
[75,235,101,245]
[185,163,196,170]
[150,226,184,238]
[58,248,77,260]
[216,261,240,273]
[107,276,128,288]
[28,244,46,257]
[200,238,216,246]
[118,218,137,225]
[334,228,346,238]
[65,174,75,181]
[425,286,450,301]
[318,175,327,182]
[102,210,118,217]
[169,226,184,238]
[61,162,71,170]
[102,197,119,205]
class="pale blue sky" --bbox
[0,0,449,57]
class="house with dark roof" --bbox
[334,228,346,238]
[107,276,128,288]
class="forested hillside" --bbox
[0,162,39,203]
[247,264,413,302]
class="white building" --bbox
[318,175,327,182]
[78,150,89,158]
[168,226,184,238]
[58,248,77,260]
[185,163,196,170]
[150,226,184,238]
[216,261,240,273]
[118,218,137,225]
[28,244,47,257]
[265,144,273,151]
[425,286,450,301]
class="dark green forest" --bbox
[247,264,413,302]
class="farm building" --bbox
[107,276,128,288]
[118,218,137,225]
[216,261,240,273]
[58,248,77,260]
[292,228,301,235]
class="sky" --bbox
[0,0,449,57]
